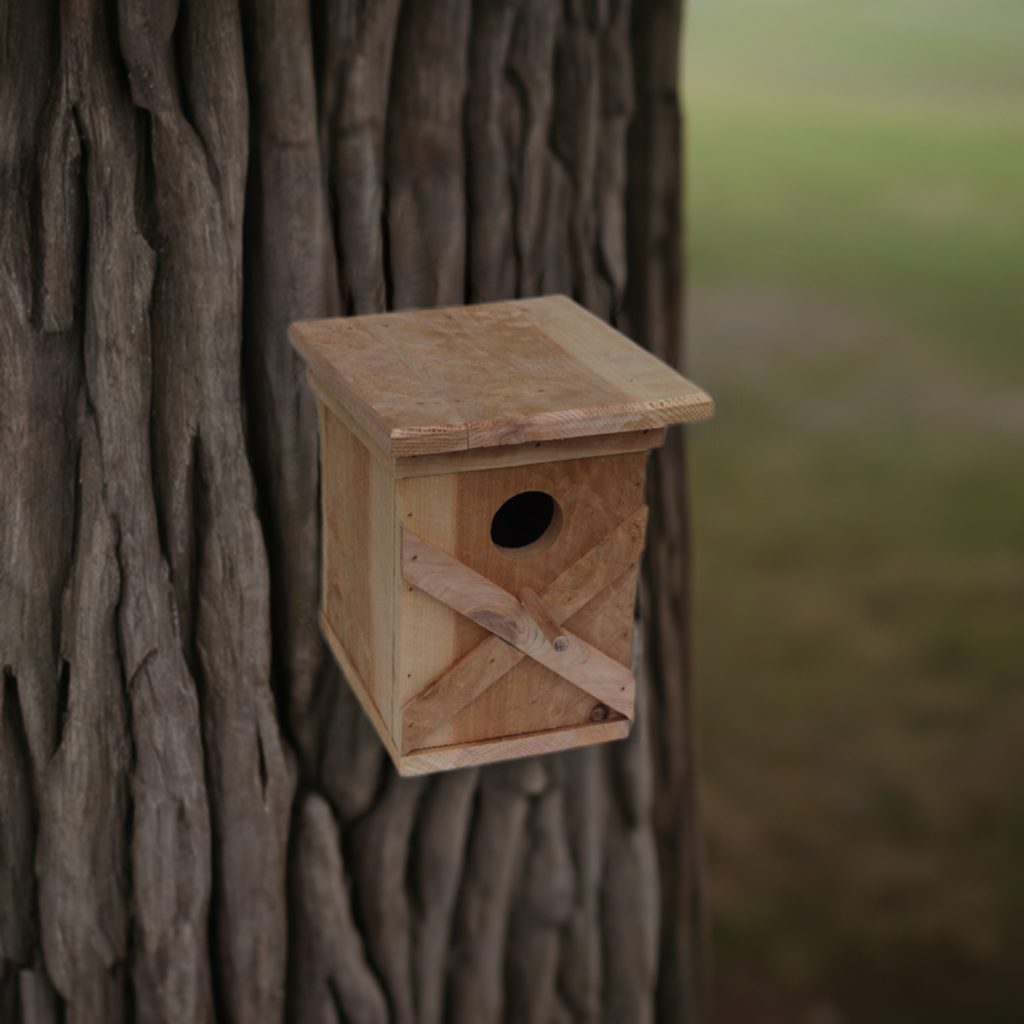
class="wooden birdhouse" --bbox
[288,296,713,776]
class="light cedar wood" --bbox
[394,451,648,731]
[400,720,632,776]
[393,427,665,478]
[319,402,397,728]
[518,586,568,651]
[311,371,665,478]
[400,632,521,755]
[400,505,648,753]
[323,556,635,778]
[289,295,713,457]
[402,530,636,716]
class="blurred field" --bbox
[683,2,1024,1021]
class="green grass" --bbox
[683,2,1024,1021]
[686,0,1024,98]
[686,0,1024,376]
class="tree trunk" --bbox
[0,0,704,1021]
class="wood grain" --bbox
[506,0,561,297]
[396,451,648,716]
[433,563,638,752]
[559,745,606,1024]
[466,0,521,304]
[506,783,576,1024]
[551,0,604,316]
[386,0,473,310]
[241,0,339,784]
[318,0,401,316]
[518,587,569,651]
[120,0,299,1018]
[320,402,397,729]
[393,428,665,478]
[400,505,648,752]
[410,769,479,1024]
[350,773,426,1024]
[402,530,636,718]
[312,369,665,478]
[446,761,544,1024]
[0,0,72,986]
[402,720,630,776]
[401,634,523,756]
[289,295,713,456]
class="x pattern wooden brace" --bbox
[400,504,649,754]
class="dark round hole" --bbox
[490,490,560,554]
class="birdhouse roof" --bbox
[289,295,713,457]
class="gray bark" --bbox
[0,0,704,1021]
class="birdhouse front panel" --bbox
[290,296,714,776]
[395,451,650,762]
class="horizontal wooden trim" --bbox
[392,428,664,478]
[388,394,710,457]
[399,719,632,776]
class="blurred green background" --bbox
[683,1,1024,1021]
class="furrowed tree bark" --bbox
[628,3,710,1020]
[0,1,705,1022]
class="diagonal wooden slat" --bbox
[403,532,636,715]
[400,505,648,752]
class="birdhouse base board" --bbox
[400,719,632,776]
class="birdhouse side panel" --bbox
[320,403,398,740]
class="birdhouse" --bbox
[288,296,713,776]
